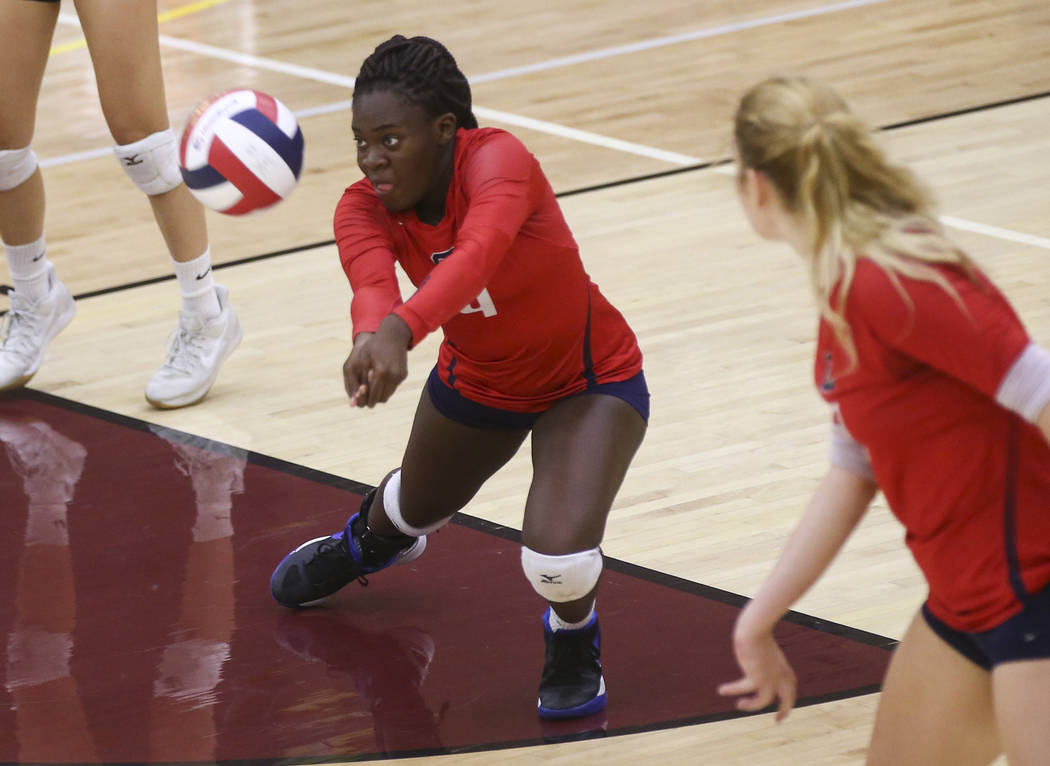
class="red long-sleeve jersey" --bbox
[818,258,1050,631]
[334,127,642,411]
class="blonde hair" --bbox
[733,76,976,364]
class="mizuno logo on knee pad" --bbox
[113,129,182,196]
[521,547,602,602]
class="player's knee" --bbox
[520,546,602,602]
[0,145,39,191]
[113,128,182,196]
[382,468,454,536]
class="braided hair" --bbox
[354,35,478,129]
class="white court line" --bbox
[473,107,701,165]
[157,34,358,88]
[712,165,1050,249]
[470,0,891,83]
[50,2,882,167]
[56,11,705,167]
[939,216,1050,250]
[295,99,354,119]
[51,9,1049,251]
[39,146,112,168]
[57,12,358,87]
[158,35,704,164]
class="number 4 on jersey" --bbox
[431,247,498,318]
[461,289,497,317]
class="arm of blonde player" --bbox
[717,465,877,722]
[342,315,413,408]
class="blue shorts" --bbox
[922,580,1050,670]
[426,367,650,431]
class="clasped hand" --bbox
[343,314,412,408]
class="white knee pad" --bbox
[383,469,453,536]
[0,145,39,191]
[113,128,183,196]
[521,546,603,602]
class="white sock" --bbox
[172,248,220,318]
[3,235,52,301]
[548,603,596,632]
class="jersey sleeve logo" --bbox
[431,247,498,318]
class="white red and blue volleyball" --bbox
[179,89,304,216]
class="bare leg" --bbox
[524,393,646,622]
[76,0,238,408]
[0,2,77,391]
[0,0,58,246]
[992,658,1050,766]
[75,0,207,262]
[367,387,530,536]
[866,611,1000,766]
[269,387,529,608]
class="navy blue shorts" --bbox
[922,580,1050,670]
[425,367,650,431]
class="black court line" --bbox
[557,159,729,199]
[879,88,1050,131]
[0,239,336,308]
[2,87,1046,316]
[3,386,896,766]
[557,88,1050,199]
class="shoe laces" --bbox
[160,313,212,374]
[0,293,48,362]
[304,536,368,587]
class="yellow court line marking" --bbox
[157,0,234,24]
[49,37,88,56]
[49,0,233,56]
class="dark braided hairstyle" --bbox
[354,35,478,129]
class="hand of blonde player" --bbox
[716,629,797,722]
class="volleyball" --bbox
[179,89,304,215]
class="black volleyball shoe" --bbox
[270,489,427,608]
[537,607,607,719]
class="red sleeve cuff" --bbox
[392,304,430,349]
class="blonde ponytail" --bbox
[734,77,976,364]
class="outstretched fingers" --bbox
[717,674,796,721]
[717,632,798,722]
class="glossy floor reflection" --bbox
[0,391,893,764]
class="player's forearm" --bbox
[735,467,876,639]
[394,228,511,344]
